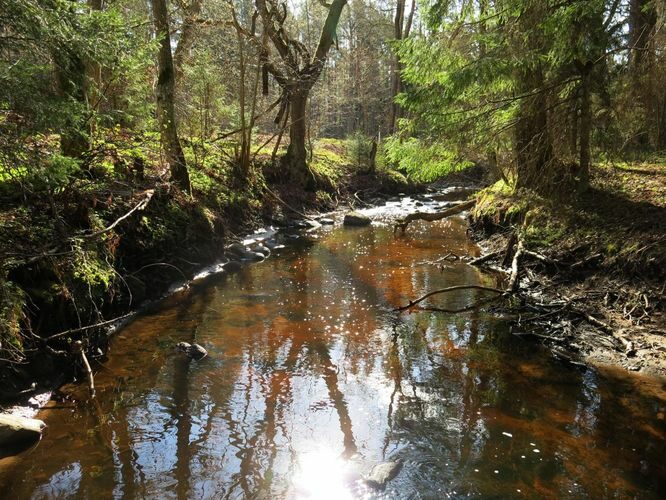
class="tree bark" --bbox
[514,66,552,191]
[173,0,203,82]
[578,63,592,189]
[389,0,406,134]
[628,0,657,149]
[513,4,553,191]
[151,0,191,193]
[283,89,310,185]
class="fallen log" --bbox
[0,414,45,447]
[394,200,475,234]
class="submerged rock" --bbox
[363,458,403,490]
[225,242,249,259]
[253,243,271,257]
[223,260,243,272]
[343,212,371,227]
[226,242,266,262]
[0,414,46,447]
[319,218,335,225]
[176,342,208,360]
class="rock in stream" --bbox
[363,458,404,490]
[343,211,372,227]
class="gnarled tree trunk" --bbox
[256,0,347,186]
[283,89,309,185]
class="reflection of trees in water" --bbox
[12,227,664,498]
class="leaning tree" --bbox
[250,0,348,186]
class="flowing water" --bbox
[1,206,665,498]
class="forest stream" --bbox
[0,197,664,498]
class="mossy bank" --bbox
[0,134,414,400]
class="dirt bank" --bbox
[469,162,665,378]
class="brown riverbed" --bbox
[1,208,664,498]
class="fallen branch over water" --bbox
[47,312,134,341]
[395,285,504,312]
[394,200,475,234]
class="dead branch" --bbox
[79,190,154,240]
[394,200,475,234]
[574,310,613,333]
[410,294,506,314]
[47,312,134,341]
[72,341,95,398]
[506,239,524,292]
[523,249,559,266]
[395,284,504,312]
[469,250,500,266]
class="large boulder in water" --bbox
[343,212,371,227]
[0,414,45,447]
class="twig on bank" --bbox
[523,249,559,266]
[129,262,188,282]
[263,184,311,219]
[410,294,507,314]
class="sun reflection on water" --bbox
[291,448,359,499]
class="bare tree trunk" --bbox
[389,0,405,135]
[513,4,553,191]
[151,0,191,193]
[628,0,657,149]
[578,64,592,189]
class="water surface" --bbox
[1,215,664,498]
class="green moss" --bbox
[0,279,25,356]
[72,245,115,288]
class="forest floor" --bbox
[470,160,666,377]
